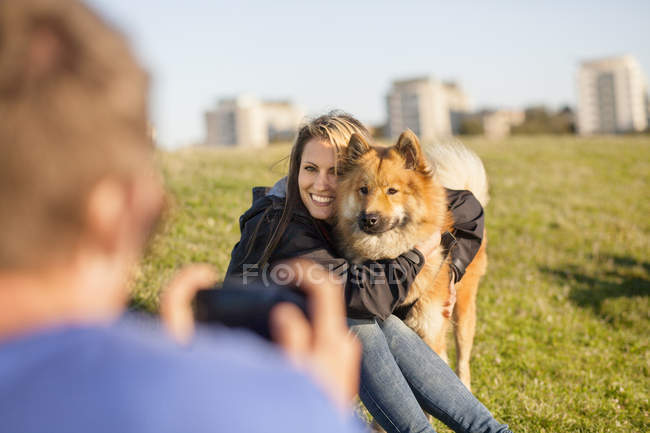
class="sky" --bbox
[86,0,650,148]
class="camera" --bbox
[194,280,309,340]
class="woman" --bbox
[226,112,512,433]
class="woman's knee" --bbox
[379,315,425,352]
[347,318,383,344]
[379,314,413,336]
[348,318,399,365]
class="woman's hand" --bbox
[269,259,362,415]
[415,229,441,260]
[443,277,456,319]
[160,264,218,344]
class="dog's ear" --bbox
[394,129,430,173]
[346,133,371,161]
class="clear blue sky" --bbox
[87,0,650,148]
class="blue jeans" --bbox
[348,315,511,433]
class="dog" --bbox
[334,130,488,390]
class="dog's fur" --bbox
[335,130,488,390]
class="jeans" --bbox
[348,315,511,433]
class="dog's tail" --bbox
[423,140,489,207]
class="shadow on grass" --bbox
[540,254,650,326]
[127,297,158,314]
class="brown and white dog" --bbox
[335,130,489,390]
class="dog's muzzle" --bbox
[358,212,395,234]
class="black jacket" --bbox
[225,188,484,320]
[445,189,485,283]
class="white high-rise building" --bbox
[577,55,648,135]
[386,77,471,142]
[205,95,303,147]
[205,95,268,147]
[443,81,472,135]
[263,100,305,142]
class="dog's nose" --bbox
[361,213,380,227]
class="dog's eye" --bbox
[359,186,368,195]
[387,188,399,195]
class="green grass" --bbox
[131,135,649,432]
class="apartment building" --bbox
[481,110,525,139]
[444,81,472,135]
[205,95,303,147]
[263,100,305,142]
[577,55,648,135]
[386,76,471,142]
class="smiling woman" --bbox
[224,111,512,433]
[224,111,428,317]
[298,138,338,220]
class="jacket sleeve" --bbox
[445,189,485,283]
[271,223,425,320]
[224,198,276,282]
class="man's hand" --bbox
[160,259,361,414]
[269,259,361,415]
[160,265,218,344]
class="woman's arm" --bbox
[225,197,431,321]
[445,189,485,283]
[270,223,425,321]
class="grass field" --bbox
[131,135,649,433]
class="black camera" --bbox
[194,280,309,341]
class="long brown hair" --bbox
[245,111,371,269]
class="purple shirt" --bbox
[0,315,365,433]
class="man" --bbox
[0,1,361,432]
